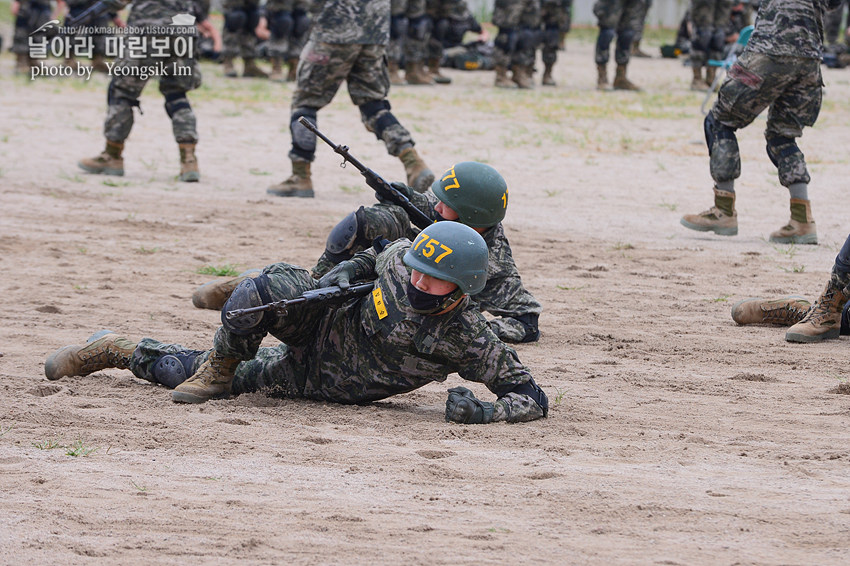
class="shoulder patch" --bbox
[372,286,388,319]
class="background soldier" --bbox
[630,0,651,57]
[11,0,53,75]
[539,0,571,86]
[492,0,541,89]
[266,0,434,198]
[76,0,215,183]
[593,0,645,91]
[58,0,119,72]
[688,0,734,91]
[388,0,410,84]
[824,0,848,53]
[256,0,313,82]
[221,0,268,78]
[680,0,840,244]
[44,223,549,425]
[403,0,434,84]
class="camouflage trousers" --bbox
[222,28,258,59]
[593,0,645,65]
[709,51,822,187]
[689,0,733,67]
[540,0,571,66]
[493,0,541,69]
[104,51,202,144]
[12,3,51,54]
[289,40,415,161]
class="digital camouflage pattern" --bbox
[593,0,646,65]
[129,241,546,422]
[492,0,541,68]
[101,0,206,144]
[312,190,543,342]
[541,0,571,66]
[313,0,390,45]
[746,0,841,59]
[265,0,313,60]
[222,0,261,59]
[689,0,734,66]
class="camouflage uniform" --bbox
[425,0,471,69]
[288,0,418,163]
[64,0,112,58]
[706,0,838,189]
[100,0,205,145]
[492,0,542,70]
[130,241,547,422]
[403,0,428,67]
[221,0,261,61]
[593,0,646,66]
[824,0,848,48]
[313,191,543,343]
[11,0,52,56]
[689,0,734,69]
[540,0,571,79]
[263,0,313,80]
[389,0,409,69]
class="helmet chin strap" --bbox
[406,282,465,314]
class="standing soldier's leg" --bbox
[160,57,203,182]
[630,0,651,57]
[404,0,434,85]
[493,0,522,87]
[511,0,541,89]
[389,0,409,85]
[286,3,313,81]
[689,0,712,91]
[593,0,621,90]
[612,0,642,91]
[222,0,246,76]
[241,3,268,78]
[267,8,293,82]
[540,0,562,86]
[350,44,435,192]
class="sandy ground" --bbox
[2,38,850,565]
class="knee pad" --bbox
[290,107,318,161]
[359,100,398,139]
[164,91,190,119]
[293,9,311,38]
[433,18,450,42]
[246,7,261,33]
[391,15,409,40]
[516,28,542,51]
[765,135,800,168]
[616,28,636,49]
[543,27,560,49]
[509,376,548,415]
[693,27,713,52]
[408,15,431,40]
[221,274,275,335]
[269,10,293,40]
[153,352,201,388]
[597,26,616,49]
[224,9,247,33]
[709,29,726,53]
[704,112,737,156]
[495,27,517,53]
[359,99,391,120]
[326,207,373,255]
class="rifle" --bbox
[224,282,375,321]
[65,1,111,29]
[297,117,434,231]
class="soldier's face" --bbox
[410,270,458,296]
[434,201,459,221]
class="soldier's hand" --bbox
[376,181,414,204]
[445,387,494,424]
[317,260,358,290]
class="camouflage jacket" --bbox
[746,0,843,59]
[312,0,390,45]
[102,0,209,26]
[304,240,545,422]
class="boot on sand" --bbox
[45,331,137,381]
[786,273,850,343]
[172,351,240,404]
[730,297,811,326]
[769,198,818,245]
[78,140,125,176]
[267,161,314,197]
[680,187,738,236]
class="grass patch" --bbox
[65,440,98,457]
[197,264,240,277]
[0,424,14,438]
[33,439,61,450]
[135,246,160,254]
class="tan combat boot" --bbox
[15,53,34,75]
[786,273,850,342]
[731,296,811,326]
[242,58,269,78]
[178,143,200,182]
[388,59,406,85]
[91,54,109,73]
[691,65,709,91]
[769,198,818,245]
[428,57,451,84]
[613,64,641,91]
[542,62,556,86]
[511,64,534,89]
[405,60,434,85]
[223,56,238,77]
[680,187,738,236]
[78,140,125,176]
[267,161,314,197]
[269,57,285,82]
[494,65,514,88]
[45,332,137,381]
[171,351,240,404]
[705,66,717,89]
[596,63,609,90]
[192,269,262,310]
[399,147,435,193]
[286,58,298,82]
[631,40,650,58]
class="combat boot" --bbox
[511,65,534,89]
[171,351,240,404]
[705,66,717,89]
[691,65,709,91]
[286,58,298,82]
[542,63,556,86]
[45,332,137,381]
[222,56,238,77]
[494,65,514,88]
[680,187,738,236]
[769,198,818,245]
[399,147,435,193]
[631,40,651,58]
[731,296,811,326]
[596,63,609,90]
[242,58,269,78]
[613,64,641,91]
[269,57,285,82]
[427,57,451,84]
[388,59,406,85]
[78,140,125,176]
[786,272,850,342]
[177,143,200,182]
[267,161,314,197]
[405,61,434,85]
[91,54,109,74]
[192,269,262,310]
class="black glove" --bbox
[376,181,414,205]
[445,387,495,424]
[317,260,358,290]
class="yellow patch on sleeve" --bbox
[372,287,388,319]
